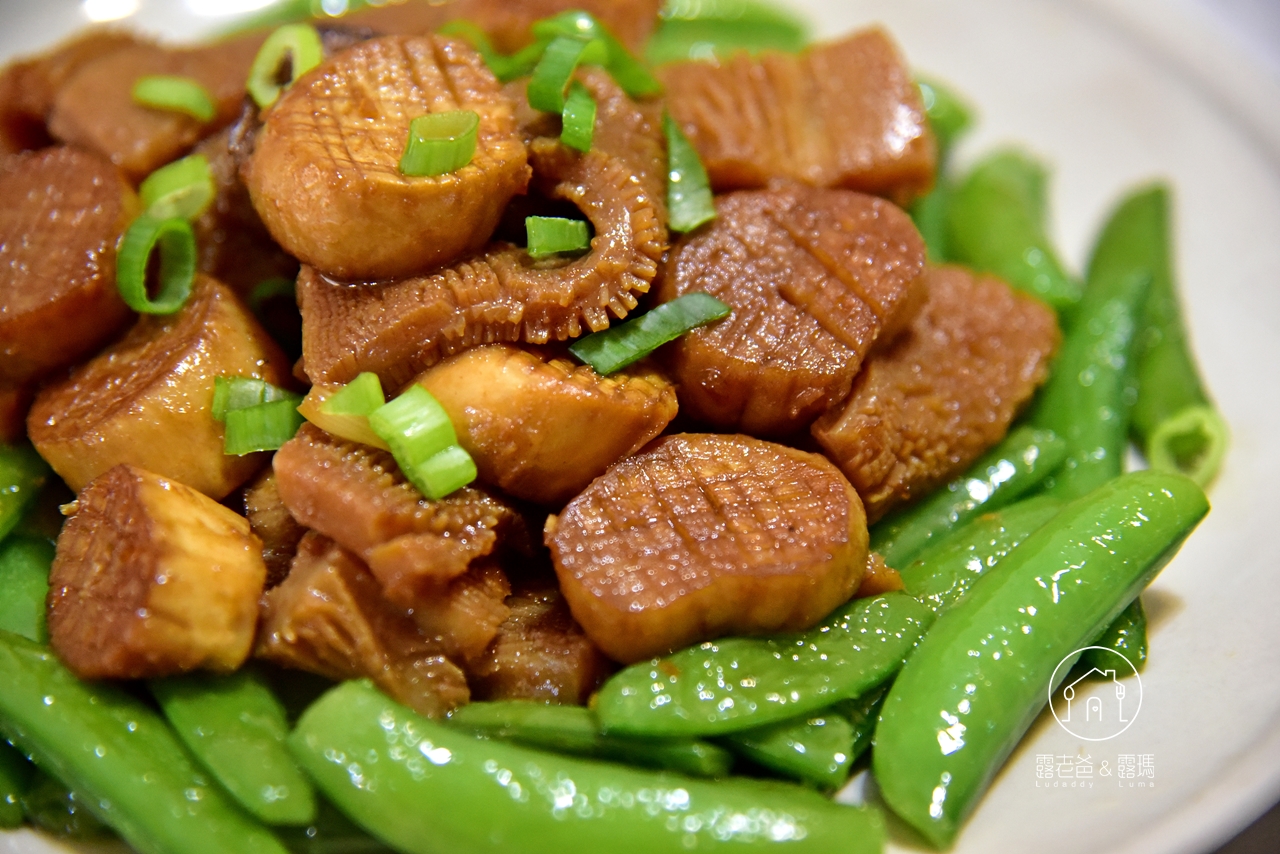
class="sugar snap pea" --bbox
[0,740,31,828]
[871,427,1066,569]
[446,701,733,778]
[20,768,109,840]
[841,685,889,768]
[290,679,885,854]
[1088,184,1228,487]
[0,444,50,542]
[873,471,1208,847]
[0,631,289,854]
[1081,597,1147,673]
[909,78,972,262]
[0,535,54,643]
[719,709,855,791]
[946,150,1082,311]
[151,668,318,826]
[595,592,934,738]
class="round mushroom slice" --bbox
[245,34,530,281]
[655,185,926,437]
[545,433,869,664]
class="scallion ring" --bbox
[321,372,385,418]
[399,111,480,178]
[526,216,591,258]
[223,398,306,456]
[560,81,597,152]
[131,75,216,123]
[115,215,197,315]
[138,154,215,221]
[531,10,661,98]
[369,385,458,470]
[212,376,297,422]
[569,292,732,375]
[664,112,717,233]
[409,444,478,501]
[527,36,605,114]
[247,23,324,110]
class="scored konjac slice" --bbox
[656,185,926,437]
[257,531,470,719]
[546,433,869,664]
[0,146,137,385]
[245,34,530,282]
[813,265,1061,522]
[414,344,678,506]
[660,28,936,204]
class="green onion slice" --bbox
[132,75,217,122]
[399,111,480,177]
[369,385,458,471]
[526,216,591,258]
[224,399,306,456]
[211,376,297,422]
[408,444,478,501]
[139,154,215,221]
[532,10,661,98]
[663,112,717,232]
[247,23,324,109]
[115,215,197,315]
[569,293,731,375]
[321,372,385,417]
[560,81,597,152]
[528,36,604,114]
[439,20,547,82]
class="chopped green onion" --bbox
[439,20,547,82]
[569,292,731,375]
[115,215,197,315]
[526,216,591,258]
[408,445,478,501]
[399,111,480,178]
[532,10,661,98]
[131,75,216,123]
[211,376,297,422]
[224,399,305,456]
[369,386,457,471]
[0,444,50,544]
[321,372,384,417]
[247,277,295,315]
[528,36,603,114]
[560,81,597,152]
[663,112,717,232]
[247,23,324,109]
[139,154,215,221]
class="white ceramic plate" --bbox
[3,1,1279,852]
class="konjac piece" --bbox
[28,276,292,498]
[48,464,267,680]
[656,185,926,437]
[257,532,471,719]
[296,69,667,388]
[0,147,137,385]
[409,560,512,663]
[245,34,530,282]
[546,433,869,663]
[414,345,678,505]
[813,265,1060,522]
[660,28,936,204]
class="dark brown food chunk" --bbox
[257,532,470,718]
[297,69,666,388]
[546,433,869,663]
[0,147,136,385]
[656,186,926,437]
[272,424,526,607]
[414,345,678,505]
[813,266,1060,521]
[48,465,266,680]
[0,383,32,444]
[245,35,530,282]
[661,29,936,204]
[469,580,613,703]
[411,560,512,662]
[244,469,307,588]
[28,276,292,498]
[47,33,265,180]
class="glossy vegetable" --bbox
[595,592,935,737]
[1081,597,1148,673]
[0,444,49,543]
[0,536,54,643]
[247,23,323,109]
[0,632,289,854]
[131,75,216,122]
[151,669,317,825]
[139,154,215,221]
[909,78,973,262]
[870,426,1066,570]
[116,214,197,315]
[212,375,298,422]
[946,150,1082,311]
[224,398,306,455]
[399,111,480,178]
[560,82,597,152]
[719,710,855,790]
[447,701,733,778]
[291,679,885,854]
[19,769,108,840]
[528,37,602,113]
[664,113,717,232]
[568,293,730,375]
[0,742,31,829]
[531,11,661,98]
[874,471,1208,847]
[437,21,546,83]
[525,216,591,258]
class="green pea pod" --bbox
[0,536,53,644]
[0,740,32,828]
[917,78,973,162]
[277,797,395,854]
[447,701,733,778]
[839,684,889,768]
[290,680,885,854]
[595,592,935,738]
[874,470,1208,847]
[20,768,109,840]
[871,427,1067,569]
[909,181,953,264]
[946,150,1082,311]
[151,669,318,826]
[1088,184,1228,487]
[719,710,855,791]
[0,444,50,542]
[898,495,1063,615]
[1081,597,1148,673]
[0,631,290,854]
